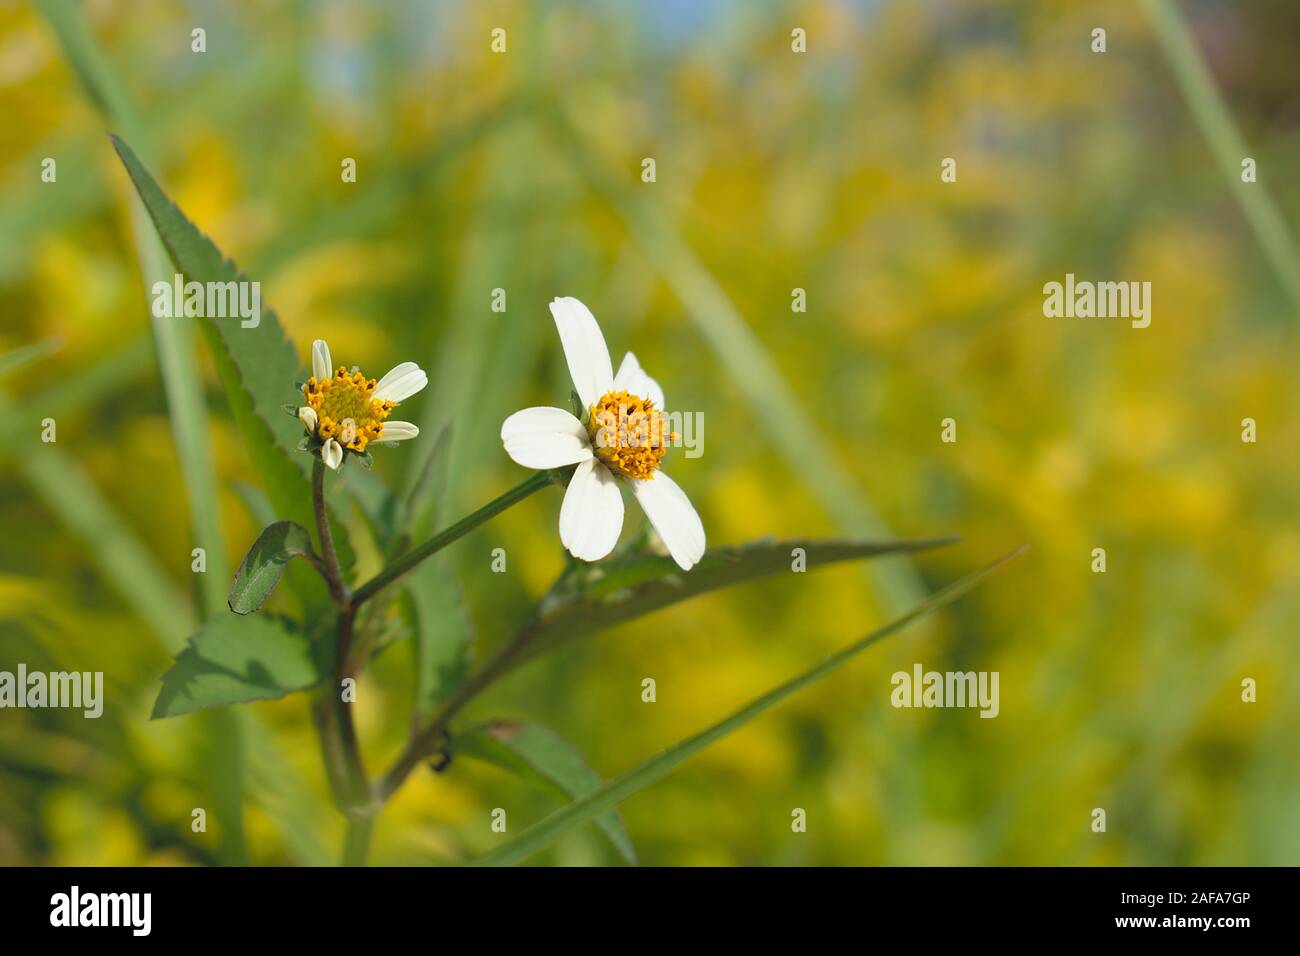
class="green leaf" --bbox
[471,546,1027,866]
[513,536,959,669]
[228,521,319,615]
[108,135,354,598]
[455,720,636,864]
[407,558,472,715]
[152,614,322,719]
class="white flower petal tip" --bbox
[373,362,428,404]
[321,438,344,471]
[380,420,420,442]
[549,296,613,409]
[632,471,705,571]
[501,406,594,469]
[613,351,666,409]
[298,406,318,433]
[311,339,333,381]
[559,459,624,562]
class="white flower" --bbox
[301,338,427,470]
[501,297,705,570]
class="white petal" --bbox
[550,297,613,409]
[322,438,344,471]
[632,470,705,570]
[501,406,594,469]
[613,351,666,409]
[559,458,624,562]
[373,361,428,403]
[298,406,318,433]
[311,339,333,381]
[380,420,419,442]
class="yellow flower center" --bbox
[302,367,396,452]
[586,389,675,480]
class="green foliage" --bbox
[514,536,958,667]
[455,719,636,864]
[474,547,1024,866]
[408,559,473,716]
[153,614,321,719]
[228,521,319,614]
[109,135,354,596]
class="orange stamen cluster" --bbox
[587,389,675,480]
[302,367,396,452]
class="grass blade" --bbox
[1140,0,1300,311]
[472,545,1027,866]
[0,339,61,378]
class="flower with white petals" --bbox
[296,339,427,470]
[501,297,706,570]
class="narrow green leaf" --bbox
[514,536,958,668]
[152,614,322,719]
[1140,0,1300,312]
[407,558,472,715]
[228,521,318,614]
[0,339,61,378]
[472,546,1026,866]
[456,720,636,864]
[108,134,355,590]
[5,391,193,645]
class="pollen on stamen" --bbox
[586,389,671,480]
[302,364,395,453]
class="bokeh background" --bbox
[2,0,1298,866]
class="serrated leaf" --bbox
[455,720,635,864]
[228,521,318,615]
[152,614,322,719]
[472,546,1027,866]
[514,536,959,668]
[109,135,354,596]
[407,557,472,715]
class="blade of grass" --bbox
[0,339,61,378]
[4,396,194,644]
[472,545,1027,866]
[34,0,328,864]
[1140,0,1300,311]
[37,0,229,615]
[548,105,925,616]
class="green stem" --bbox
[342,814,374,867]
[351,471,552,606]
[312,459,350,608]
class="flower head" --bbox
[501,297,705,570]
[297,339,426,470]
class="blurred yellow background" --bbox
[1,0,1298,865]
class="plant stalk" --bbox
[350,470,552,606]
[312,458,350,608]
